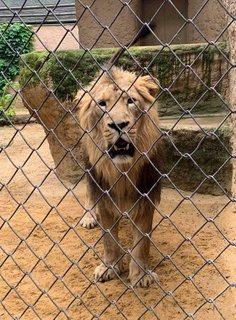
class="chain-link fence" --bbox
[0,0,236,319]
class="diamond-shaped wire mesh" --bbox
[0,0,236,319]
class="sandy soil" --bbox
[0,123,236,320]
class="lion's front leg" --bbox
[94,211,124,282]
[80,210,97,229]
[129,208,158,288]
[80,181,97,229]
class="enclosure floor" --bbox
[0,124,236,320]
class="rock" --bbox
[22,85,85,185]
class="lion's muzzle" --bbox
[106,118,135,162]
[108,137,135,159]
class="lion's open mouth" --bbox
[108,138,135,159]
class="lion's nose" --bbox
[108,121,129,132]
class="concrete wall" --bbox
[75,0,228,48]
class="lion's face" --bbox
[90,83,142,164]
[77,67,159,166]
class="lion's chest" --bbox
[109,175,138,212]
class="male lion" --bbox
[75,26,163,287]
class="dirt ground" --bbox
[0,123,236,320]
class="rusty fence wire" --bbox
[0,0,236,319]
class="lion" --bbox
[75,64,163,287]
[74,24,163,287]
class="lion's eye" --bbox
[98,100,106,108]
[127,97,136,105]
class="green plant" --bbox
[0,23,34,94]
[0,82,19,125]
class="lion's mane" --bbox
[75,67,163,213]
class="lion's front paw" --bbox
[130,271,158,288]
[80,211,97,229]
[94,263,123,282]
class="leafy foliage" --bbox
[0,23,34,93]
[0,82,19,125]
[0,23,33,124]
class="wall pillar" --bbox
[221,1,236,196]
[187,0,227,43]
[75,0,141,49]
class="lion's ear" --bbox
[135,75,159,101]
